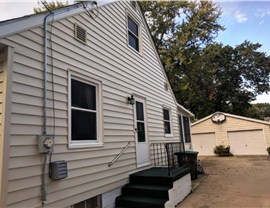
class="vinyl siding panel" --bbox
[0,1,183,207]
[0,51,5,204]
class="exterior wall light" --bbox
[128,95,135,105]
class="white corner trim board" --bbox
[165,173,192,208]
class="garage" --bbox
[191,112,270,156]
[192,133,216,156]
[228,130,266,155]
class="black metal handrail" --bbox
[152,142,185,175]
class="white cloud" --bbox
[255,12,265,18]
[235,10,248,23]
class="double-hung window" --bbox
[128,16,139,52]
[69,76,102,147]
[163,108,172,136]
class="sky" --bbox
[0,0,269,103]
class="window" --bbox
[127,16,139,52]
[69,75,102,147]
[178,115,184,143]
[72,196,101,208]
[136,101,145,142]
[163,108,171,135]
[183,116,191,143]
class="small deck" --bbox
[130,167,190,185]
[115,166,191,208]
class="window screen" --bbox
[128,16,139,51]
[71,79,97,141]
[163,109,171,134]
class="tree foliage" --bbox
[246,103,270,120]
[33,0,68,14]
[188,41,270,118]
[140,1,270,119]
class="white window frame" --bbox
[178,114,184,143]
[68,71,103,148]
[163,107,173,138]
[126,13,142,54]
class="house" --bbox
[0,1,194,208]
[191,112,270,156]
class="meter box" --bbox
[38,135,54,153]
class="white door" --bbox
[228,130,267,155]
[134,97,150,167]
[192,133,216,156]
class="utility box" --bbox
[50,160,68,180]
[38,135,54,154]
[175,151,198,180]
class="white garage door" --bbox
[192,133,216,156]
[228,130,266,155]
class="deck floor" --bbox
[132,167,190,181]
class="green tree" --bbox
[246,103,270,120]
[140,1,224,118]
[33,0,68,14]
[196,42,270,118]
[140,1,270,119]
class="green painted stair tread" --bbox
[131,167,190,177]
[130,167,190,186]
[115,195,167,208]
[122,184,170,199]
[124,183,171,191]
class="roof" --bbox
[0,1,114,39]
[177,103,194,117]
[0,0,192,115]
[191,111,270,126]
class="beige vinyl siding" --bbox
[0,1,181,207]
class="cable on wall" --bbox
[82,1,99,19]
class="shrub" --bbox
[214,145,233,156]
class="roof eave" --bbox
[0,1,115,39]
[177,103,194,117]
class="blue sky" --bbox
[216,1,270,56]
[214,1,270,103]
[0,0,269,103]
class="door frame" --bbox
[133,96,150,167]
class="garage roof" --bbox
[192,112,270,127]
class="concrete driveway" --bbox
[178,156,270,208]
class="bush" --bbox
[266,147,270,155]
[214,145,233,156]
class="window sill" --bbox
[68,142,104,149]
[165,134,173,138]
[127,44,143,57]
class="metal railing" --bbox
[108,142,131,167]
[152,142,185,175]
